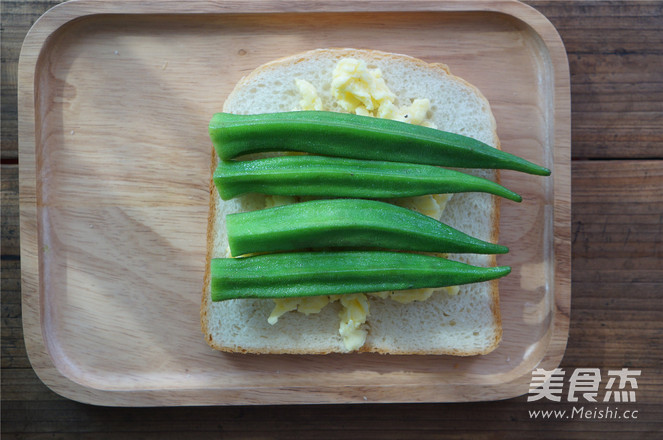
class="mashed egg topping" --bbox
[266,57,459,351]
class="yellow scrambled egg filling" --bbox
[267,58,459,351]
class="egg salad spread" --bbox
[267,58,459,351]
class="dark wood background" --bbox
[2,1,662,438]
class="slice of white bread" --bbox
[201,48,503,355]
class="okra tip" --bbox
[498,265,512,275]
[530,165,552,177]
[488,265,512,280]
[485,180,522,202]
[492,244,510,255]
[504,190,523,203]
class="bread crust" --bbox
[202,48,503,355]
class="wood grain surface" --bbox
[2,0,662,438]
[14,0,570,405]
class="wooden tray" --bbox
[19,0,570,406]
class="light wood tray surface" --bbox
[19,0,570,406]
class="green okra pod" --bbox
[226,198,508,256]
[209,111,551,176]
[211,251,511,301]
[214,155,522,202]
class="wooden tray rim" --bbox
[18,0,571,406]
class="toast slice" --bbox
[201,48,503,355]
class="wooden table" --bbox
[2,1,662,437]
